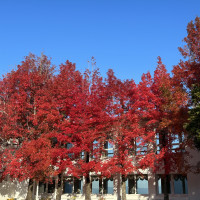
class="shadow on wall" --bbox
[0,179,28,199]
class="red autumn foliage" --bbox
[173,17,200,88]
[0,54,57,182]
[0,53,189,200]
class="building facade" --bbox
[0,142,200,200]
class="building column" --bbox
[55,176,58,200]
[148,173,156,200]
[35,181,39,200]
[113,173,121,200]
[33,180,36,200]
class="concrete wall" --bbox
[0,172,200,200]
[0,179,28,200]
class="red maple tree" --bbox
[0,54,58,200]
[150,57,188,200]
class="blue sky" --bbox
[0,0,200,83]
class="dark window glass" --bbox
[74,179,82,194]
[66,143,73,158]
[66,143,73,149]
[48,180,55,193]
[104,141,113,157]
[39,182,46,194]
[103,179,113,194]
[126,176,135,194]
[64,180,73,194]
[174,175,188,194]
[157,175,171,194]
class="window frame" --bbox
[156,132,185,154]
[103,141,114,158]
[63,177,83,194]
[125,175,149,195]
[173,174,188,194]
[156,174,171,194]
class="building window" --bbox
[91,177,113,194]
[126,175,135,194]
[104,141,113,157]
[126,175,148,194]
[66,143,73,149]
[128,139,136,155]
[136,175,148,194]
[92,177,100,194]
[64,179,73,194]
[39,182,46,194]
[136,137,147,155]
[156,132,185,153]
[74,178,83,194]
[63,178,83,194]
[48,180,55,193]
[103,178,113,194]
[92,140,100,159]
[171,134,185,153]
[80,151,84,159]
[66,143,73,158]
[157,175,171,194]
[156,133,161,154]
[174,175,188,194]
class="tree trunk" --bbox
[35,181,39,200]
[85,151,91,200]
[45,182,48,193]
[121,175,126,200]
[26,179,34,200]
[163,155,169,200]
[161,130,169,200]
[56,173,64,200]
[163,176,169,200]
[85,176,91,200]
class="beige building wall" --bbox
[0,149,199,200]
[0,179,28,200]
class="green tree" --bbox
[185,84,200,150]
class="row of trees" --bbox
[0,17,199,200]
